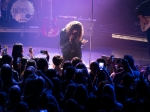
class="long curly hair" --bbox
[65,21,84,41]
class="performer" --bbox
[135,0,150,58]
[60,21,88,62]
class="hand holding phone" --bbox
[40,50,47,54]
[17,57,21,64]
[99,62,104,70]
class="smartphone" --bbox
[76,69,83,73]
[99,62,104,70]
[3,48,7,54]
[17,57,21,64]
[39,110,48,112]
[40,50,46,54]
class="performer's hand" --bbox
[81,39,88,44]
[139,15,148,24]
[141,18,148,24]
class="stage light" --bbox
[112,33,147,42]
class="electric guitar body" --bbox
[42,17,59,37]
[41,0,59,37]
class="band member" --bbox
[60,21,88,62]
[135,0,150,58]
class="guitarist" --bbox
[60,21,88,62]
[135,0,150,58]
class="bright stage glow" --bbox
[112,34,147,42]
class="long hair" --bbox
[12,43,23,58]
[65,21,84,41]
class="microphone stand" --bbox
[89,0,94,65]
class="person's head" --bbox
[86,96,98,112]
[97,81,110,96]
[37,58,48,73]
[101,94,114,111]
[62,61,73,78]
[22,69,34,81]
[51,77,61,96]
[2,54,12,65]
[96,58,106,67]
[71,57,82,67]
[13,102,29,112]
[123,55,134,69]
[97,70,107,82]
[65,83,77,100]
[23,77,36,97]
[29,47,33,53]
[65,66,76,80]
[1,64,12,82]
[34,76,45,94]
[38,93,49,109]
[9,85,21,104]
[89,61,99,73]
[121,58,130,70]
[65,99,78,112]
[52,55,63,67]
[63,60,73,70]
[73,70,87,85]
[26,59,37,70]
[123,99,135,112]
[122,72,134,87]
[136,78,149,96]
[75,62,87,70]
[12,43,23,58]
[46,69,58,79]
[0,92,6,106]
[102,84,116,103]
[65,21,84,41]
[115,85,125,104]
[73,84,88,106]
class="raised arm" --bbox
[60,29,70,48]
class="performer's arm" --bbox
[60,30,70,48]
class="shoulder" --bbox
[61,28,66,33]
[12,69,18,74]
[60,28,67,38]
[116,102,123,109]
[22,57,28,62]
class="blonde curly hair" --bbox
[65,21,84,41]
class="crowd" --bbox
[0,43,149,112]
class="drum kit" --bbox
[0,0,42,24]
[0,0,96,38]
[0,0,60,37]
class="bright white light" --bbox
[112,34,147,42]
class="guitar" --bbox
[42,0,59,37]
[140,16,150,32]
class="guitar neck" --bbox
[49,0,52,21]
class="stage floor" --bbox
[4,45,150,67]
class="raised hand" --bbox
[81,39,88,44]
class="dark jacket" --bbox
[60,28,82,56]
[135,0,150,16]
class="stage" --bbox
[0,0,149,67]
[3,44,150,68]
